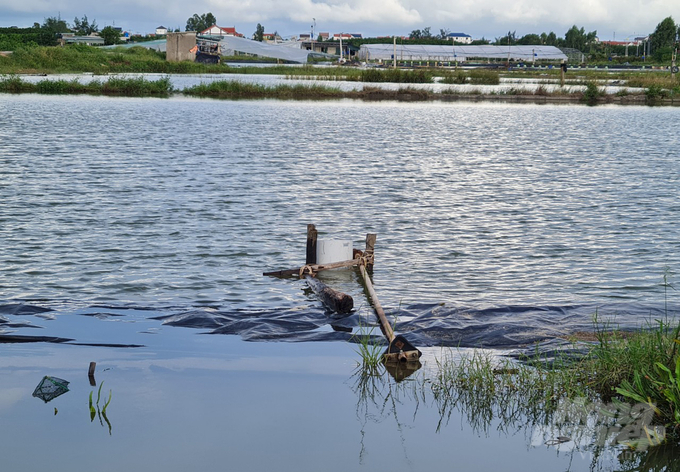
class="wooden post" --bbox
[365,233,376,267]
[306,224,317,265]
[88,361,96,386]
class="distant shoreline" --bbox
[2,75,679,106]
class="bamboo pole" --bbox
[357,261,421,363]
[358,263,394,342]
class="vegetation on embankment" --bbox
[431,317,680,441]
[0,75,173,97]
[0,45,227,74]
[1,44,679,104]
[4,74,680,105]
[429,268,680,443]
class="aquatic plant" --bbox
[182,80,342,99]
[89,381,113,434]
[359,68,434,84]
[0,74,32,93]
[351,320,384,368]
[432,274,680,441]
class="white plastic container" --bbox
[316,239,353,265]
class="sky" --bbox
[1,0,679,41]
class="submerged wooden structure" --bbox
[264,225,422,365]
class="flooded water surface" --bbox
[1,93,680,471]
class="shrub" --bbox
[582,81,601,104]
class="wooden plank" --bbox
[263,258,363,277]
[306,224,317,265]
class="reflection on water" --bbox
[89,378,113,435]
[1,334,678,471]
[352,358,679,472]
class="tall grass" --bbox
[441,69,500,85]
[0,75,173,97]
[359,68,434,83]
[182,80,343,99]
[351,321,385,368]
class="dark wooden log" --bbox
[306,224,318,265]
[304,275,354,314]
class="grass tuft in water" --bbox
[351,321,384,368]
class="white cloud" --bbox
[0,0,678,39]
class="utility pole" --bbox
[311,18,315,54]
[393,36,397,68]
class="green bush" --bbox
[582,81,601,104]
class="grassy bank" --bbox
[0,45,227,74]
[428,313,680,443]
[4,75,679,105]
[0,75,173,96]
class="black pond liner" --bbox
[2,301,677,354]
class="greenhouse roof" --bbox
[219,35,311,63]
[358,44,567,62]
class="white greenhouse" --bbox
[358,44,568,63]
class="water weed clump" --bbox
[359,68,433,84]
[351,322,385,368]
[0,74,32,93]
[182,80,343,99]
[432,315,680,440]
[467,69,500,85]
[440,70,469,84]
[0,75,173,97]
[101,76,173,96]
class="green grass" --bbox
[359,68,434,83]
[351,321,385,368]
[440,69,500,85]
[0,75,174,97]
[430,313,680,440]
[182,80,343,99]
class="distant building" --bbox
[155,26,168,35]
[200,25,244,38]
[447,32,473,44]
[318,32,329,41]
[298,33,311,41]
[262,33,282,43]
[59,33,105,46]
[332,33,362,40]
[598,40,634,46]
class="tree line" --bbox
[0,15,123,49]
